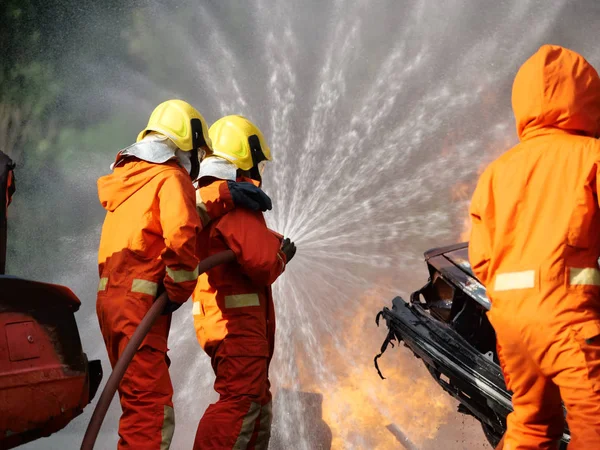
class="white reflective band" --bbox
[192,301,201,316]
[225,293,260,309]
[131,279,159,297]
[569,267,600,286]
[255,402,273,450]
[98,277,108,292]
[166,266,199,283]
[160,405,175,450]
[494,270,535,291]
[233,402,261,450]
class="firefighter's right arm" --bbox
[216,210,286,286]
[158,171,202,303]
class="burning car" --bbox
[375,242,570,448]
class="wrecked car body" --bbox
[375,242,570,448]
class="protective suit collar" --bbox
[198,156,237,182]
[111,133,193,175]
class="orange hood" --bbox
[98,159,183,212]
[512,44,600,141]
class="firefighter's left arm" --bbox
[468,166,495,287]
[197,180,234,224]
[158,171,202,303]
[197,180,273,225]
[216,210,286,286]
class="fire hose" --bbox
[81,250,236,450]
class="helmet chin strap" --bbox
[189,118,205,181]
[189,148,199,180]
[248,134,267,184]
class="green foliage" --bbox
[57,113,143,171]
[1,0,136,162]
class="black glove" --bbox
[161,299,183,315]
[228,181,272,211]
[281,237,296,264]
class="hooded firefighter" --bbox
[469,45,600,449]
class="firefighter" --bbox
[191,115,296,449]
[96,100,273,449]
[469,45,600,449]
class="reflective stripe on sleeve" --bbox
[493,270,535,291]
[98,277,108,292]
[192,301,201,316]
[569,267,600,286]
[166,266,199,283]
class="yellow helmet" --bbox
[137,99,212,152]
[208,115,271,172]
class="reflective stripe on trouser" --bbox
[193,343,271,450]
[194,399,272,450]
[493,268,600,291]
[489,310,600,449]
[108,339,175,450]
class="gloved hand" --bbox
[228,180,272,211]
[161,299,183,315]
[281,237,296,264]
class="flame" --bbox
[450,181,474,241]
[282,284,455,449]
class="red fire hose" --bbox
[81,250,236,450]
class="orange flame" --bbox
[280,284,455,449]
[450,182,474,241]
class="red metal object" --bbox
[0,276,102,449]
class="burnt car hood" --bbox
[375,242,571,448]
[425,242,491,310]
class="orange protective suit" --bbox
[192,178,286,450]
[96,157,233,449]
[469,44,600,449]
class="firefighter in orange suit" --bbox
[469,45,600,449]
[192,115,296,450]
[96,100,273,449]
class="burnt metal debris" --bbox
[375,243,570,448]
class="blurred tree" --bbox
[0,0,62,163]
[0,0,135,163]
[0,0,139,277]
